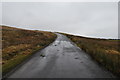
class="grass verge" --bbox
[61,33,120,77]
[1,25,57,76]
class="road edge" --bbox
[2,33,58,79]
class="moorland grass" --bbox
[62,33,120,77]
[1,25,57,76]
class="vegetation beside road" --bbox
[62,33,120,77]
[1,25,57,76]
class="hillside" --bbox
[1,25,57,76]
[62,33,120,77]
[1,25,120,77]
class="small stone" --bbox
[40,54,45,57]
[75,57,79,59]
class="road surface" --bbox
[8,33,115,78]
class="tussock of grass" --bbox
[1,25,57,76]
[62,33,120,77]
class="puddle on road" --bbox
[63,47,76,52]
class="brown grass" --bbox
[61,32,120,77]
[1,25,57,76]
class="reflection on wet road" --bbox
[9,33,115,78]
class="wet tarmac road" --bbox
[9,33,115,78]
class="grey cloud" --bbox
[2,2,118,39]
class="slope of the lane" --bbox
[8,33,115,78]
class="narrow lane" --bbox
[9,33,115,78]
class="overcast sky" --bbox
[2,2,118,39]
